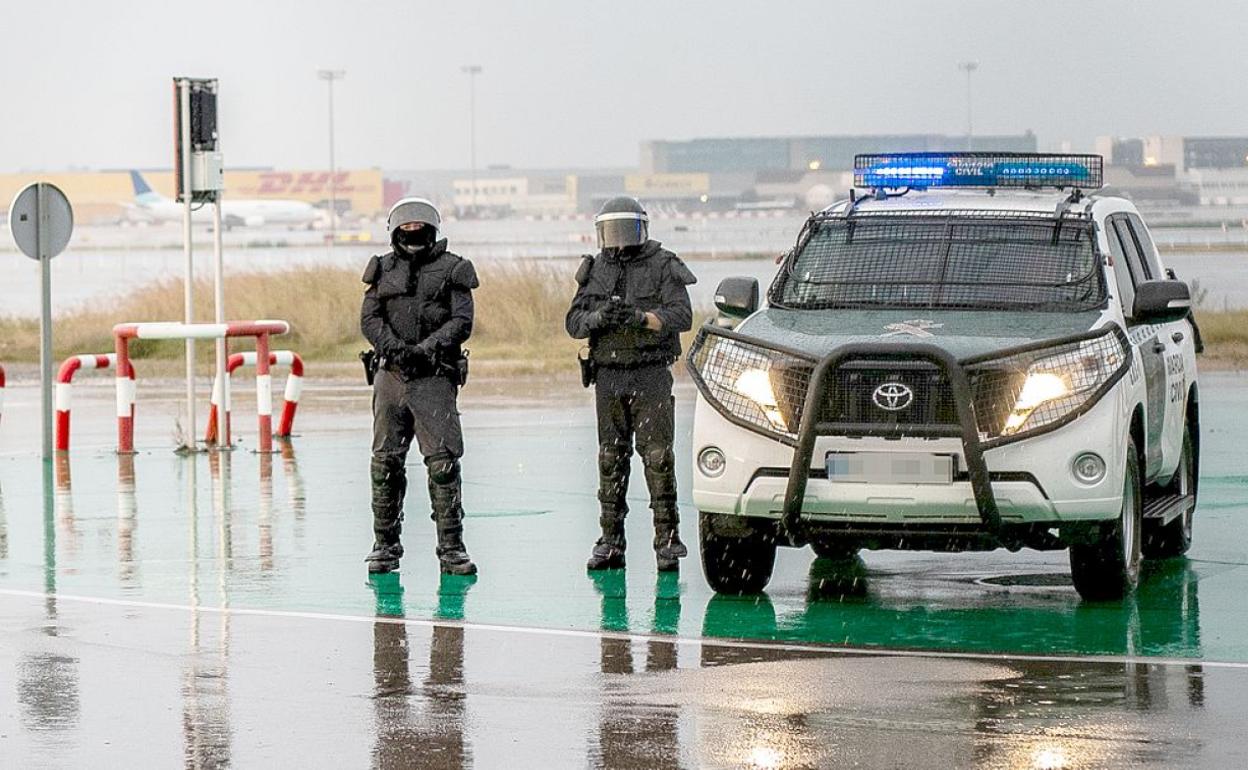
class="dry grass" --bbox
[4,264,1243,373]
[0,262,594,373]
[1194,309,1248,367]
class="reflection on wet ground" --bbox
[0,373,1245,765]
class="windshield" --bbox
[771,212,1106,312]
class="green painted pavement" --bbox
[0,373,1244,661]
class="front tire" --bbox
[1143,425,1197,558]
[811,540,860,560]
[1070,439,1143,601]
[700,512,777,594]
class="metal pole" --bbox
[317,69,345,253]
[958,61,978,151]
[37,183,53,460]
[461,65,482,216]
[180,79,197,450]
[213,197,229,447]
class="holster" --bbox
[454,351,470,387]
[579,349,597,388]
[359,349,379,386]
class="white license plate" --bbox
[825,452,954,485]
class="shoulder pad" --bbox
[361,254,382,284]
[574,255,595,286]
[449,258,480,290]
[666,254,697,286]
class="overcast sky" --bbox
[2,0,1244,172]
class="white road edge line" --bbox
[1,587,1245,671]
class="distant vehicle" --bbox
[688,152,1201,601]
[124,170,324,228]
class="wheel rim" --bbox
[1181,446,1195,537]
[1122,465,1139,570]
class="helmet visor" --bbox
[596,216,647,249]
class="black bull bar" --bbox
[778,342,1001,538]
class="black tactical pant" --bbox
[594,363,679,550]
[370,369,466,553]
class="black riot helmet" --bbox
[594,196,649,250]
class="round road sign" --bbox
[9,182,74,260]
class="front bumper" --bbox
[689,336,1131,543]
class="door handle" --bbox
[1171,332,1185,344]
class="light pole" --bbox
[460,65,482,217]
[958,61,978,151]
[317,69,345,250]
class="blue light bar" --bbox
[854,152,1103,190]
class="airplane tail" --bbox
[130,170,164,205]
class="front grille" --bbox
[825,362,957,427]
[772,360,959,431]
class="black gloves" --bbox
[403,341,438,369]
[593,299,646,331]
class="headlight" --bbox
[732,368,788,431]
[687,329,813,439]
[971,327,1130,442]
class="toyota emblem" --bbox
[872,382,914,411]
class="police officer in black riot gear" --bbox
[566,196,697,571]
[361,197,479,575]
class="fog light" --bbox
[1072,452,1106,484]
[698,446,726,477]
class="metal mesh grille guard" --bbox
[769,213,1106,313]
[686,324,1132,538]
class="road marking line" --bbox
[1,587,1245,670]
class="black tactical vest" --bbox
[580,241,683,368]
[364,241,468,358]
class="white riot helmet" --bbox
[388,197,441,254]
[387,197,441,234]
[594,196,649,250]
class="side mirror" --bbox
[1132,280,1191,325]
[714,277,760,319]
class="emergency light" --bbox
[854,152,1103,190]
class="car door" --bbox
[1125,213,1188,478]
[1107,214,1166,480]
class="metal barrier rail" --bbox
[55,353,134,452]
[205,350,304,445]
[112,320,290,453]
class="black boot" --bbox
[642,446,685,571]
[588,500,628,570]
[586,540,626,570]
[366,541,404,574]
[429,456,477,576]
[654,531,688,572]
[369,455,407,574]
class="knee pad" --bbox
[370,455,406,485]
[598,443,630,477]
[426,455,461,486]
[640,445,674,474]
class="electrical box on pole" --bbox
[173,78,223,203]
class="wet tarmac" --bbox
[0,371,1246,767]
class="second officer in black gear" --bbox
[566,196,697,571]
[361,197,479,576]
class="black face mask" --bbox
[395,226,436,254]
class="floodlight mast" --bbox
[317,69,346,254]
[461,64,482,216]
[958,61,979,151]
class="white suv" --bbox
[687,153,1200,601]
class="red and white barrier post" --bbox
[0,364,5,428]
[55,353,133,452]
[205,350,304,445]
[112,320,290,454]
